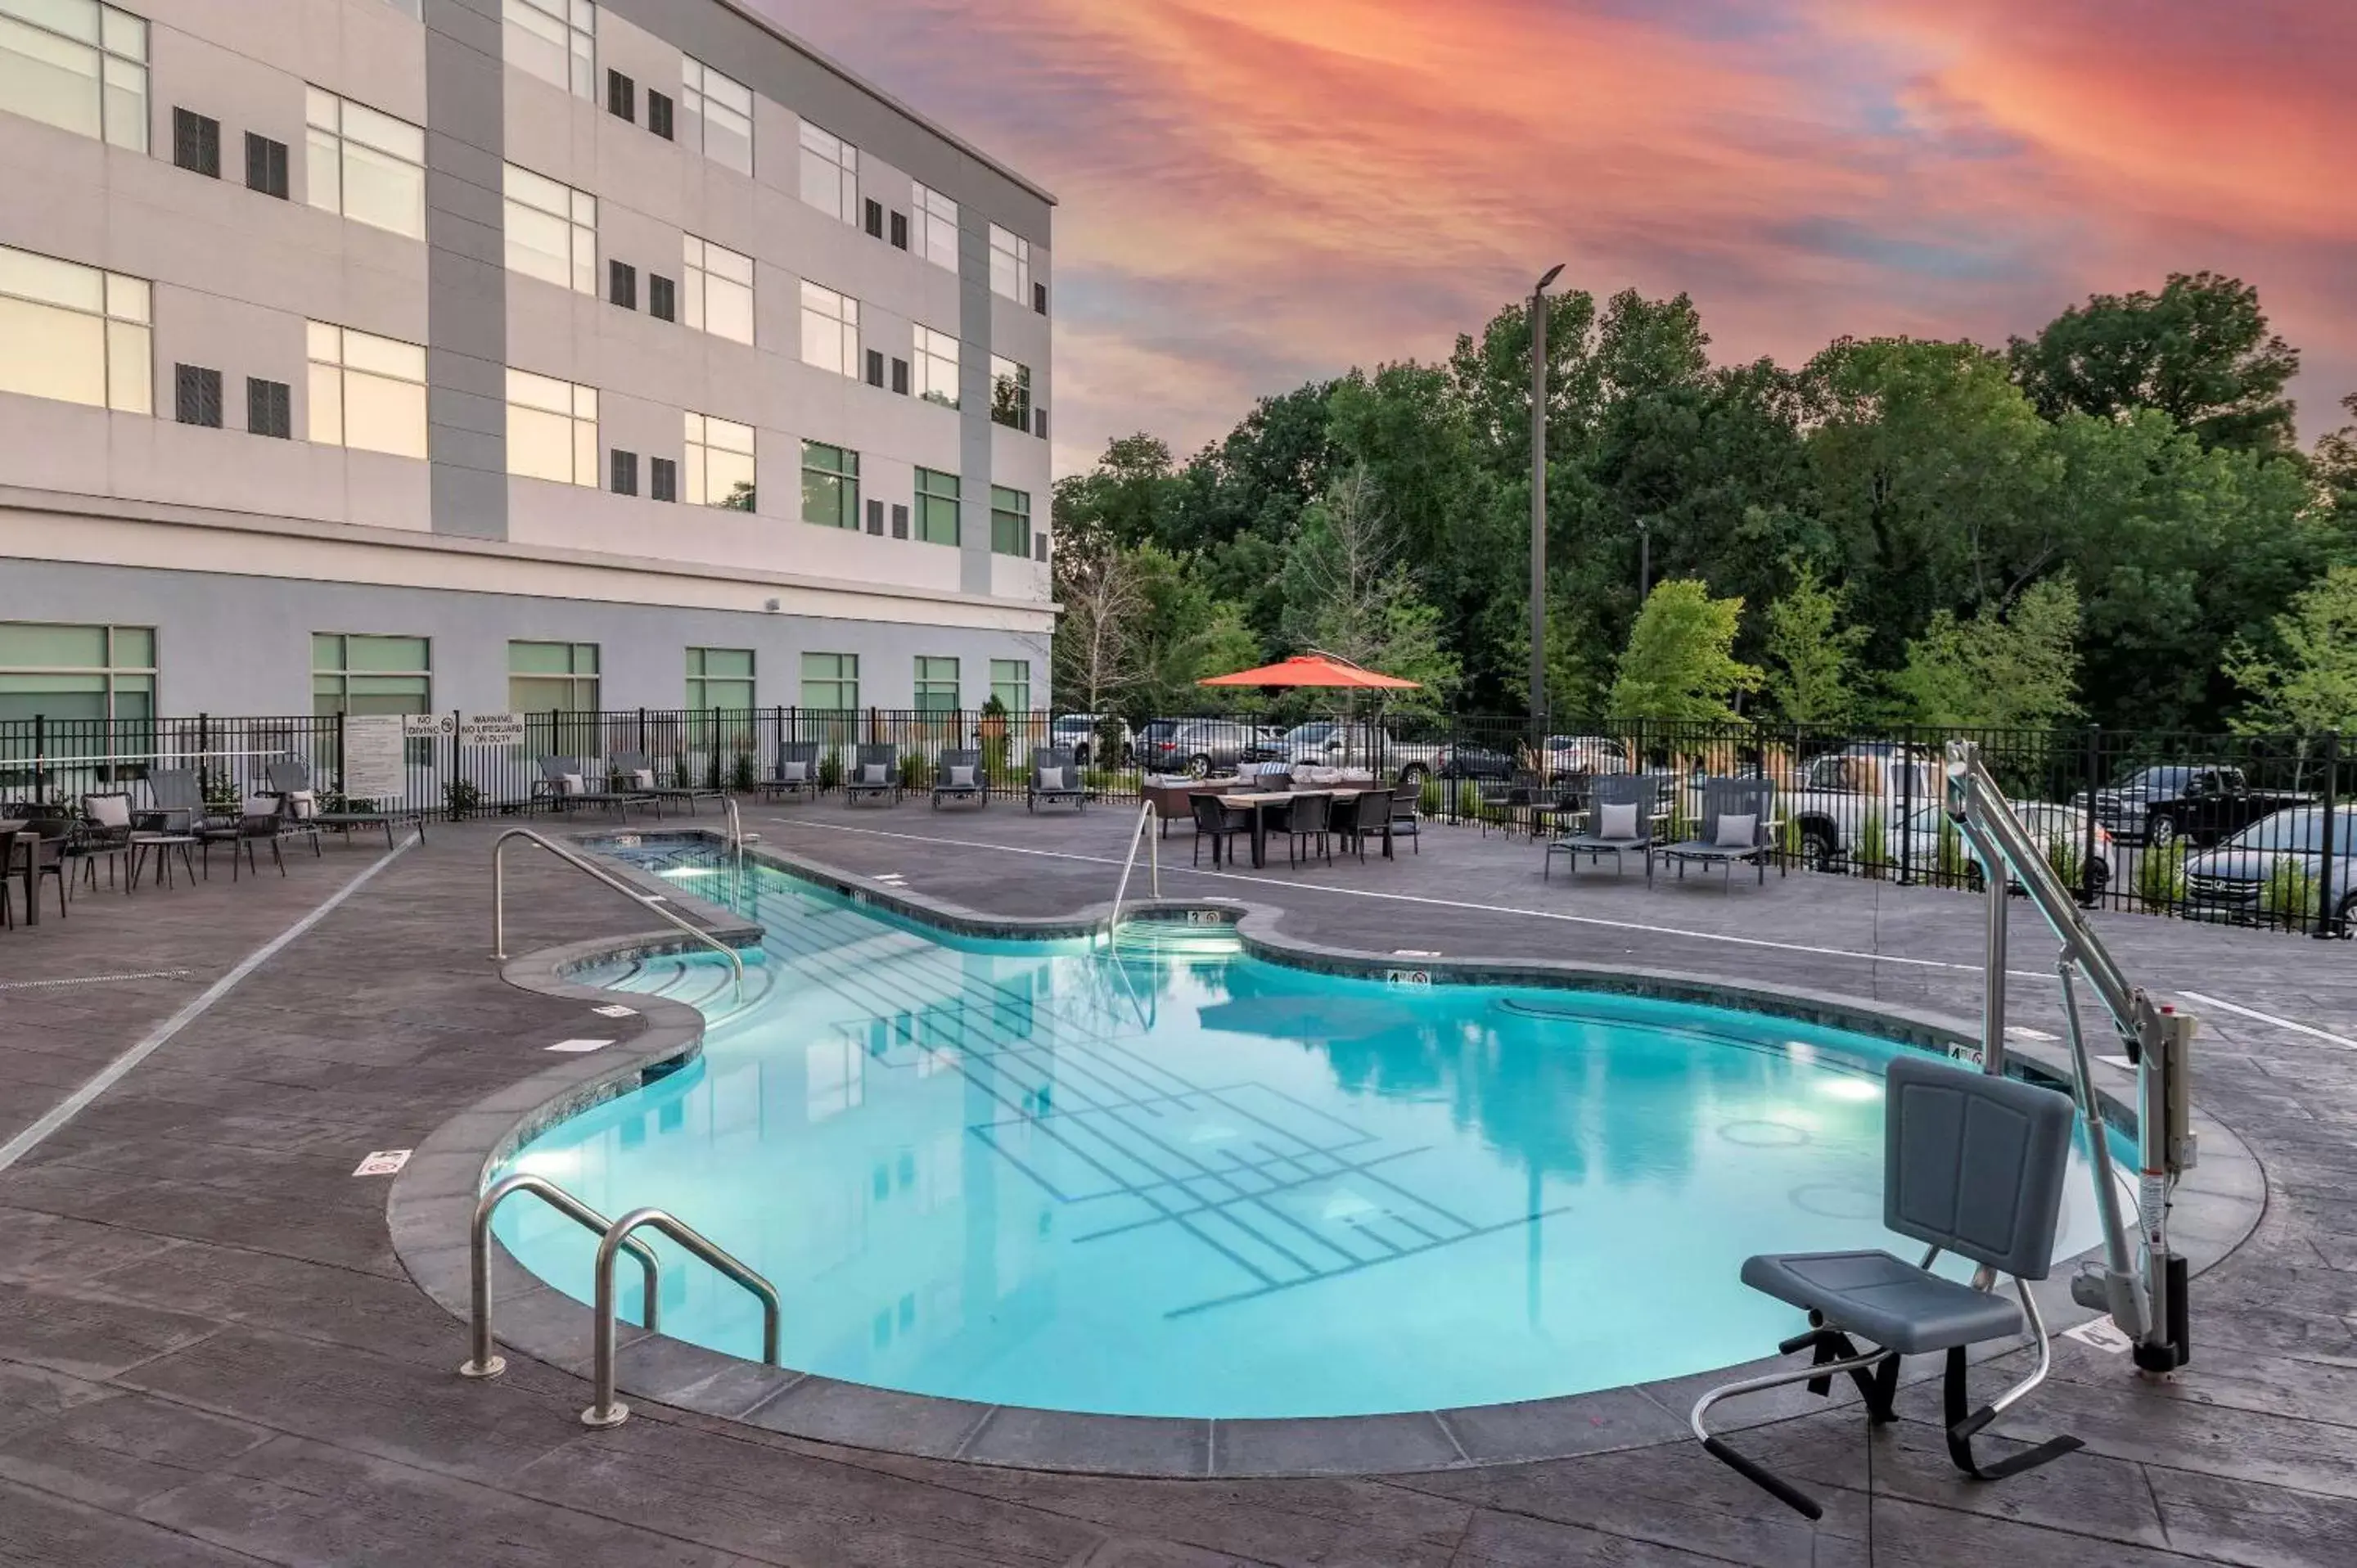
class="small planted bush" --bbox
[1857,810,1888,879]
[2261,858,2319,929]
[2136,841,2186,912]
[730,750,757,792]
[816,750,843,791]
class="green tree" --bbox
[1607,579,1760,722]
[1762,566,1868,724]
[2316,394,2357,522]
[2007,272,2302,454]
[2224,565,2357,733]
[1278,466,1462,714]
[1891,576,2083,730]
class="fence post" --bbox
[31,713,45,805]
[336,710,349,800]
[2082,723,2102,907]
[1897,724,1915,885]
[2318,731,2341,939]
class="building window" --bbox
[0,246,149,414]
[650,455,677,502]
[174,363,222,427]
[306,322,426,457]
[687,647,754,711]
[914,656,958,714]
[797,122,857,222]
[507,369,597,485]
[912,184,958,272]
[989,659,1030,714]
[683,234,753,345]
[245,132,288,197]
[504,0,593,99]
[989,223,1030,304]
[171,108,219,176]
[609,447,637,495]
[607,259,635,309]
[914,467,959,546]
[800,651,857,712]
[989,355,1031,432]
[990,485,1031,557]
[0,0,146,151]
[646,88,672,139]
[800,441,858,529]
[0,624,155,724]
[684,411,755,510]
[305,88,425,239]
[682,56,750,173]
[798,282,857,377]
[247,376,291,438]
[312,633,430,717]
[604,66,632,121]
[508,640,598,713]
[502,164,595,294]
[647,273,675,322]
[912,326,958,409]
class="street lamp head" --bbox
[1535,263,1566,294]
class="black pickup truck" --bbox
[2074,765,2311,849]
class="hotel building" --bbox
[0,0,1056,728]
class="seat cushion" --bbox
[1740,1250,2022,1354]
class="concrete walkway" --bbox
[0,803,2350,1566]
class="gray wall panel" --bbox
[426,0,507,540]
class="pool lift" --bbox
[1944,739,2196,1375]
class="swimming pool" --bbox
[491,840,2124,1421]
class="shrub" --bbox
[2136,841,2186,912]
[672,755,694,790]
[899,749,930,787]
[2261,858,2319,929]
[2043,831,2083,890]
[1936,818,1972,885]
[1418,773,1444,817]
[1858,809,1888,879]
[444,777,483,821]
[816,750,843,791]
[730,750,757,792]
[704,749,723,790]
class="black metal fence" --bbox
[2,709,2347,939]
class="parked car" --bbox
[2181,807,2357,931]
[1267,720,1448,784]
[1895,800,2116,898]
[1048,713,1130,767]
[1435,741,1517,782]
[1542,735,1632,779]
[2074,765,2310,849]
[1139,719,1269,777]
[1787,745,1945,872]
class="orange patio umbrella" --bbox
[1196,652,1421,690]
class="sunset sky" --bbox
[751,0,2355,477]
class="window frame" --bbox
[505,367,598,486]
[683,410,756,510]
[988,223,1030,304]
[304,86,426,239]
[502,162,597,294]
[502,0,594,100]
[911,183,959,272]
[682,55,751,173]
[914,467,960,547]
[989,484,1031,557]
[913,656,959,714]
[800,651,859,713]
[0,242,151,415]
[989,354,1032,432]
[686,645,755,713]
[0,621,157,726]
[989,659,1030,714]
[912,325,959,409]
[311,632,431,718]
[797,281,859,378]
[682,232,754,345]
[797,121,858,223]
[800,439,859,529]
[305,320,428,458]
[0,0,148,151]
[506,638,600,714]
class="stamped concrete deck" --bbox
[0,799,2351,1566]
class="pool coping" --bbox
[386,828,2266,1479]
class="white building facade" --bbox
[0,0,1056,726]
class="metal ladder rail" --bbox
[582,1207,781,1428]
[1103,799,1160,944]
[459,1174,660,1380]
[491,827,746,1003]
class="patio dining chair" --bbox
[1028,748,1085,813]
[11,817,72,921]
[1544,773,1662,885]
[1188,793,1251,867]
[1282,791,1334,867]
[71,792,139,893]
[1659,778,1778,890]
[1386,776,1422,854]
[200,794,287,881]
[1339,786,1395,861]
[931,749,988,809]
[845,744,903,807]
[1692,1055,2083,1519]
[1478,768,1543,837]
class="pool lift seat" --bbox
[1691,1054,2084,1520]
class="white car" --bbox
[1894,800,2116,897]
[1048,714,1130,767]
[1542,735,1631,778]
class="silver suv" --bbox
[2181,806,2357,932]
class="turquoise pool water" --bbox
[492,841,2122,1419]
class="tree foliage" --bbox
[1891,577,2084,731]
[1762,566,1868,725]
[1608,580,1760,723]
[2225,565,2357,734]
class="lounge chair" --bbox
[1027,747,1085,813]
[1188,793,1251,866]
[536,755,654,819]
[264,759,409,850]
[1659,778,1778,889]
[1544,773,1661,884]
[1479,768,1543,837]
[1693,1055,2082,1519]
[137,768,218,836]
[844,744,903,807]
[613,751,725,818]
[931,749,987,809]
[761,742,821,801]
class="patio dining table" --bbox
[1212,789,1386,869]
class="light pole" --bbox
[1637,517,1652,601]
[1530,263,1564,732]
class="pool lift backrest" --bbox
[1943,741,2197,1375]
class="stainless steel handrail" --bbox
[458,1173,660,1380]
[491,827,744,1003]
[1103,799,1159,943]
[581,1207,782,1428]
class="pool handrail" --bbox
[582,1206,781,1428]
[458,1173,660,1381]
[1104,798,1160,943]
[491,827,745,1003]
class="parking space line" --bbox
[2179,990,2357,1052]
